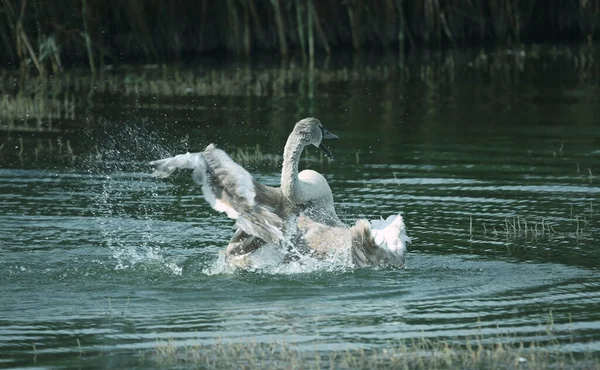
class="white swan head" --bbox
[292,117,339,158]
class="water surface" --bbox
[1,48,599,368]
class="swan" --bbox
[150,117,410,268]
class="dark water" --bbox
[1,48,599,368]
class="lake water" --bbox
[1,48,599,369]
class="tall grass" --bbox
[0,0,599,72]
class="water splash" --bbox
[86,121,186,276]
[203,242,354,276]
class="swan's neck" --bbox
[281,134,306,202]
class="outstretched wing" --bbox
[150,144,285,244]
[150,152,204,178]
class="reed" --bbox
[152,331,600,370]
[0,93,76,129]
[81,0,96,75]
[229,144,323,168]
[0,44,596,101]
[0,0,598,71]
[500,216,557,241]
[478,209,594,242]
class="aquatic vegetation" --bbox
[1,0,599,71]
[501,216,557,241]
[0,93,76,130]
[229,144,326,168]
[152,332,600,370]
[229,144,282,167]
[477,210,594,243]
[150,314,598,369]
[0,45,596,105]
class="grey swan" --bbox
[150,117,410,268]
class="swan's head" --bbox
[293,117,339,158]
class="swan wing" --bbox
[150,145,285,243]
[150,152,204,178]
[351,214,410,267]
[225,228,265,256]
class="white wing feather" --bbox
[150,145,284,243]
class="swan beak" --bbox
[321,127,339,140]
[319,126,338,159]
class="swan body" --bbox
[297,214,410,267]
[150,117,410,268]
